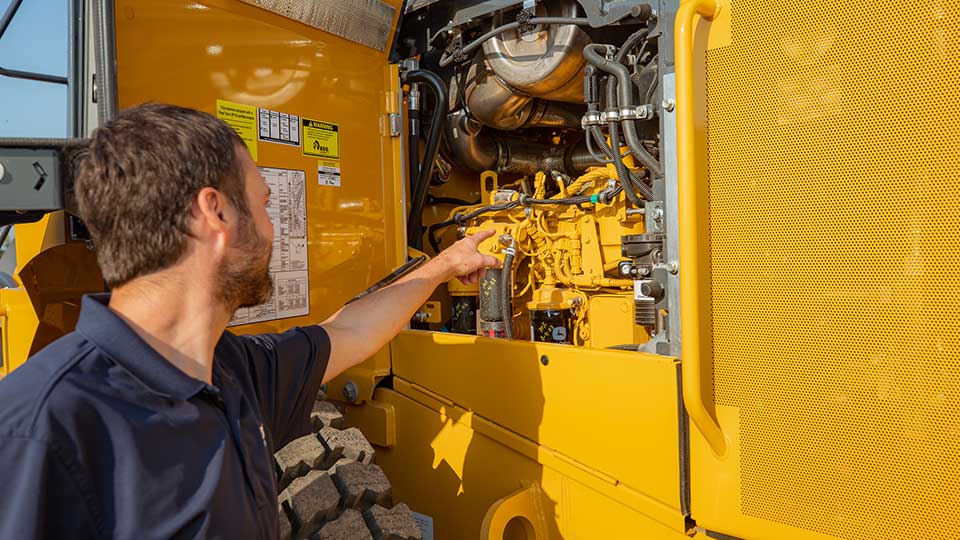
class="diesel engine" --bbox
[395,0,669,352]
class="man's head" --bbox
[74,103,275,311]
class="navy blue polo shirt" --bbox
[0,294,330,539]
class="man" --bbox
[0,103,499,539]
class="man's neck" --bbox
[108,271,231,383]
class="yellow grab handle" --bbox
[675,0,727,456]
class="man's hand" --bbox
[433,230,502,285]
[320,230,501,383]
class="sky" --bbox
[0,0,68,138]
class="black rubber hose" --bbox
[428,196,481,206]
[348,256,428,304]
[582,44,662,178]
[501,246,515,339]
[407,93,420,207]
[603,80,645,207]
[426,200,522,253]
[590,125,651,201]
[604,81,654,201]
[439,17,592,68]
[402,70,448,250]
[522,195,593,205]
[607,118,644,206]
[613,28,649,64]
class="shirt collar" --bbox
[75,293,209,400]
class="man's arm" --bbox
[320,230,500,382]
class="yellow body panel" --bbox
[113,0,405,329]
[365,330,689,536]
[112,0,405,401]
[689,0,960,539]
[2,213,104,373]
[363,381,691,540]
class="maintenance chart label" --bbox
[258,107,300,147]
[217,99,258,161]
[302,118,340,159]
[318,158,341,187]
[230,167,309,326]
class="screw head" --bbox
[342,381,359,403]
[540,355,550,366]
[666,261,679,274]
[652,207,664,221]
[661,99,676,112]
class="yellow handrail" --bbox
[675,0,727,456]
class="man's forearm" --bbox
[319,258,451,382]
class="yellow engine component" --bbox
[437,167,655,347]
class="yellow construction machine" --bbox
[2,0,959,538]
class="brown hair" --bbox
[74,103,249,287]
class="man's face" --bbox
[216,147,275,310]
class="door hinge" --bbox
[388,113,402,137]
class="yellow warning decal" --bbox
[216,99,258,161]
[302,118,340,159]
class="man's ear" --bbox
[193,187,232,237]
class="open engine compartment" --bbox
[394,0,669,351]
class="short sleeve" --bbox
[234,326,331,448]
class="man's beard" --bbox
[217,219,274,312]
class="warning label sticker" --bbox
[318,159,341,187]
[302,118,340,159]
[258,107,300,147]
[216,99,258,161]
[229,167,309,326]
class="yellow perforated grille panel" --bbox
[707,1,960,538]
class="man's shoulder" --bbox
[0,332,101,437]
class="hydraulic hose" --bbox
[583,44,663,178]
[607,80,655,201]
[587,124,651,199]
[348,256,427,304]
[407,84,421,207]
[614,28,649,64]
[402,69,448,250]
[501,242,516,339]
[607,114,644,207]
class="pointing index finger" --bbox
[464,229,496,248]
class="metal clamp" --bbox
[599,110,620,122]
[621,104,656,121]
[619,107,639,120]
[580,111,602,128]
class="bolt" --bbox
[342,381,359,403]
[652,207,664,221]
[639,267,651,277]
[540,355,550,366]
[413,311,429,323]
[661,99,676,112]
[499,234,514,246]
[666,261,679,274]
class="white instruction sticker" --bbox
[318,159,341,187]
[257,107,301,147]
[229,167,309,326]
[411,512,434,540]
